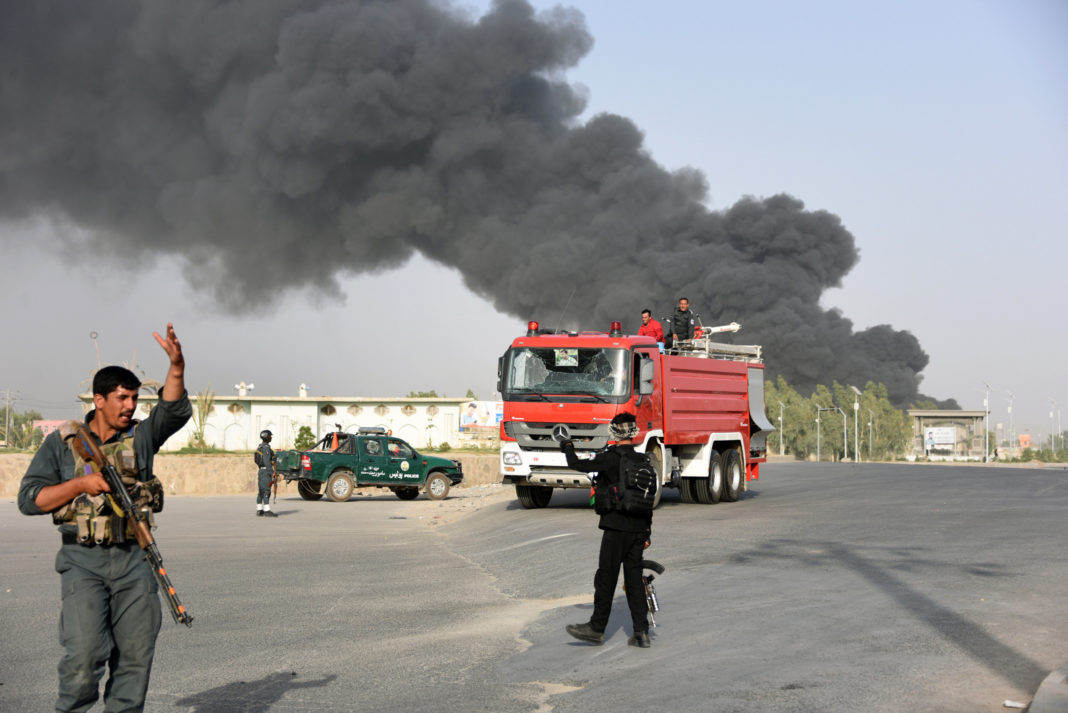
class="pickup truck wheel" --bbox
[515,484,553,508]
[393,487,419,501]
[424,472,450,500]
[695,450,723,504]
[326,471,354,502]
[647,445,665,509]
[297,480,324,501]
[722,450,743,502]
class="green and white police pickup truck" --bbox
[275,427,463,502]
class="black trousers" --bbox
[590,528,649,634]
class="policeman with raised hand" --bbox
[18,323,192,713]
[559,412,654,648]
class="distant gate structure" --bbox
[907,409,987,461]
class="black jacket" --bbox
[670,309,697,341]
[563,442,652,533]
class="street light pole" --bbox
[837,407,847,462]
[868,409,874,459]
[1051,399,1058,453]
[983,382,992,463]
[817,407,836,462]
[777,400,785,457]
[1007,390,1015,457]
[850,386,862,463]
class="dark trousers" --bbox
[590,528,649,634]
[55,542,162,713]
[257,470,272,505]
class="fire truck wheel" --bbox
[297,480,324,501]
[678,478,697,503]
[722,450,743,502]
[515,484,553,508]
[695,451,723,504]
[326,471,354,502]
[393,487,419,500]
[647,445,665,509]
[425,472,451,500]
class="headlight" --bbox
[502,452,522,465]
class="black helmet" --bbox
[260,430,272,441]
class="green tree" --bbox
[189,387,215,449]
[2,408,45,449]
[465,389,478,400]
[294,425,316,450]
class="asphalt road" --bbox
[2,462,1066,713]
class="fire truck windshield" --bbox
[502,347,629,400]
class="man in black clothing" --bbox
[560,412,653,647]
[669,297,698,346]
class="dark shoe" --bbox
[628,631,651,648]
[566,623,604,645]
[263,510,278,517]
[256,510,264,517]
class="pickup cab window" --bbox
[388,439,414,459]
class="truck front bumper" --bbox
[500,442,593,489]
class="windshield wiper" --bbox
[570,391,608,403]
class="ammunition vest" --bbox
[53,421,164,545]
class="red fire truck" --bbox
[498,320,776,509]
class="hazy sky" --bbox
[2,0,1065,442]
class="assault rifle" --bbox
[623,559,665,628]
[68,425,194,627]
[641,559,665,627]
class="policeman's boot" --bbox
[628,631,651,648]
[566,623,604,645]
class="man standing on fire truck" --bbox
[669,297,698,346]
[638,309,664,343]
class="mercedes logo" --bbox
[551,424,571,443]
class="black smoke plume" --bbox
[0,0,930,405]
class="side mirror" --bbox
[636,354,655,405]
[496,354,505,394]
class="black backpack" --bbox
[619,449,657,515]
[594,448,657,516]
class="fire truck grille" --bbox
[507,422,610,451]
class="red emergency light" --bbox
[609,321,622,337]
[527,321,539,336]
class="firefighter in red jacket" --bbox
[638,309,664,343]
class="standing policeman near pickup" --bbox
[559,412,653,647]
[255,430,277,517]
[18,323,191,713]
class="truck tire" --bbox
[393,487,419,501]
[515,484,553,508]
[695,450,723,504]
[297,480,324,501]
[647,444,665,509]
[678,478,697,503]
[722,449,743,502]
[425,472,450,500]
[326,470,354,502]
